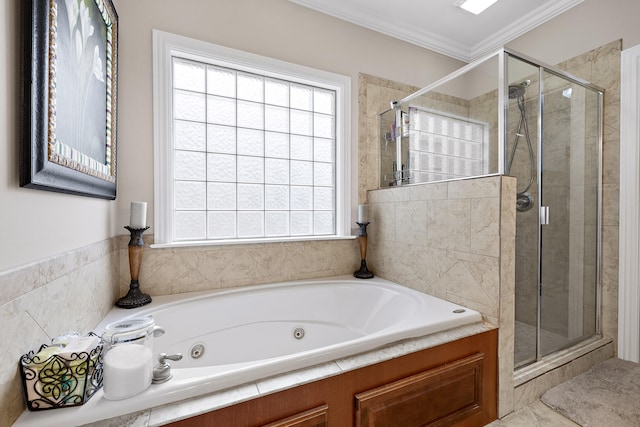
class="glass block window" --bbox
[171,58,337,241]
[408,106,488,182]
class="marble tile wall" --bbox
[365,176,517,416]
[0,239,119,427]
[554,40,621,351]
[0,237,360,426]
[366,176,505,319]
[469,89,500,174]
[359,73,518,417]
[358,39,621,415]
[116,238,360,297]
[359,74,420,203]
[376,79,499,189]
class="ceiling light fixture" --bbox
[456,0,499,15]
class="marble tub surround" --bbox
[0,239,119,427]
[116,236,360,297]
[366,175,516,416]
[367,176,510,320]
[3,236,359,427]
[42,275,482,425]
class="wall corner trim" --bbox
[618,44,640,362]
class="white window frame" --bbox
[152,30,351,247]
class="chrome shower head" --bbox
[509,85,525,99]
[508,80,531,99]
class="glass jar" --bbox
[101,315,156,400]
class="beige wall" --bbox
[111,0,464,240]
[507,0,640,63]
[0,0,117,272]
[0,0,465,274]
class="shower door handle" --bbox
[540,206,550,225]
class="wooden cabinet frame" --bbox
[168,329,497,427]
[355,353,484,426]
[263,405,328,427]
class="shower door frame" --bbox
[505,49,604,369]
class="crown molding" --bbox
[290,0,584,63]
[469,0,584,61]
[290,0,471,61]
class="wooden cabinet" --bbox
[168,329,497,427]
[263,405,328,427]
[355,353,485,426]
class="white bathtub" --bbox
[14,276,482,426]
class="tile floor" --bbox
[485,400,579,426]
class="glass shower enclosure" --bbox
[508,54,602,368]
[379,49,603,369]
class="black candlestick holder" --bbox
[116,226,152,308]
[354,222,374,279]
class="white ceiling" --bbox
[289,0,584,62]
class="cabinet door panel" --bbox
[355,353,484,427]
[262,404,328,427]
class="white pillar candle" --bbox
[130,201,147,229]
[357,204,368,223]
[103,344,153,400]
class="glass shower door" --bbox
[538,71,600,357]
[509,56,540,368]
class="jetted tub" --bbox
[14,276,482,426]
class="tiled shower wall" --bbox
[511,64,600,342]
[366,177,512,322]
[359,73,517,415]
[555,40,621,351]
[511,40,621,410]
[366,176,517,416]
[358,39,621,416]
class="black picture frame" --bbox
[20,0,118,200]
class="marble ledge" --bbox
[84,322,495,427]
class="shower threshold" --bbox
[514,335,613,387]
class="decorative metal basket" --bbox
[19,334,103,411]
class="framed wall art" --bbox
[21,0,118,199]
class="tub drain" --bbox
[190,343,205,359]
[453,309,466,314]
[292,327,305,340]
